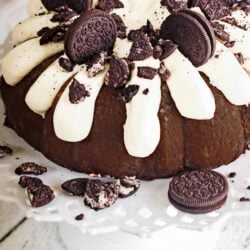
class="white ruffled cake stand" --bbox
[1,1,250,249]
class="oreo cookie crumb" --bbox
[118,176,140,198]
[247,186,250,190]
[127,30,145,42]
[61,178,88,196]
[143,88,149,95]
[19,176,43,188]
[59,57,74,72]
[84,179,120,210]
[97,0,124,12]
[0,145,13,158]
[39,26,66,45]
[27,184,55,207]
[137,67,158,80]
[234,53,244,65]
[111,13,127,39]
[15,162,47,175]
[75,213,84,220]
[228,172,236,178]
[128,34,153,61]
[86,52,107,77]
[119,85,140,103]
[105,56,130,88]
[211,22,230,42]
[158,62,171,81]
[67,0,93,13]
[161,0,187,12]
[240,197,250,202]
[51,6,78,25]
[224,40,236,48]
[69,79,90,104]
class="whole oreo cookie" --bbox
[161,10,213,66]
[168,170,228,214]
[65,9,117,64]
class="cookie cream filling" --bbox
[199,41,250,106]
[2,37,64,85]
[53,66,107,142]
[124,57,161,158]
[27,0,46,16]
[12,13,58,45]
[25,55,81,116]
[163,49,215,120]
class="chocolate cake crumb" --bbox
[240,197,250,202]
[234,53,244,65]
[0,145,13,158]
[97,0,124,12]
[59,57,74,72]
[27,184,55,207]
[75,213,84,221]
[228,172,236,178]
[15,162,47,175]
[19,176,43,188]
[143,88,149,95]
[119,85,140,103]
[137,67,158,80]
[69,79,90,104]
[111,13,127,39]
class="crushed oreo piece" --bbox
[15,162,47,175]
[228,172,236,178]
[118,176,140,198]
[41,0,67,11]
[119,85,140,103]
[105,55,130,88]
[161,0,187,12]
[127,30,145,42]
[59,57,75,72]
[158,40,178,60]
[75,213,84,220]
[19,176,43,188]
[97,0,124,12]
[84,179,120,210]
[240,197,250,202]
[128,34,153,61]
[61,178,88,196]
[51,6,78,25]
[143,88,149,95]
[137,67,158,80]
[224,40,236,48]
[69,79,90,104]
[86,52,107,77]
[37,27,50,37]
[111,13,127,39]
[211,22,230,42]
[158,62,171,82]
[0,145,13,158]
[67,0,93,13]
[39,26,66,45]
[27,184,55,207]
[247,186,250,190]
[234,53,244,64]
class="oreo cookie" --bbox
[65,9,117,64]
[67,0,93,13]
[15,162,47,175]
[161,10,215,66]
[168,170,228,214]
[61,178,88,196]
[41,0,67,11]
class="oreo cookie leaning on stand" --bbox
[168,170,228,214]
[65,9,117,64]
[160,10,216,66]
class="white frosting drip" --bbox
[164,49,215,120]
[25,55,81,116]
[2,37,64,86]
[12,13,58,45]
[112,0,170,30]
[27,0,46,16]
[199,41,250,106]
[217,20,250,72]
[124,57,161,158]
[53,67,107,142]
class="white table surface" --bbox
[0,201,249,250]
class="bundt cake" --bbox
[1,0,250,180]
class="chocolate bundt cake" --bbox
[1,0,250,180]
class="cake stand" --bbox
[1,1,250,249]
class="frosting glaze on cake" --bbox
[1,0,250,179]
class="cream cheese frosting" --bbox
[199,41,250,106]
[12,13,58,45]
[53,67,107,142]
[2,37,64,86]
[163,49,216,120]
[25,55,81,116]
[123,57,161,158]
